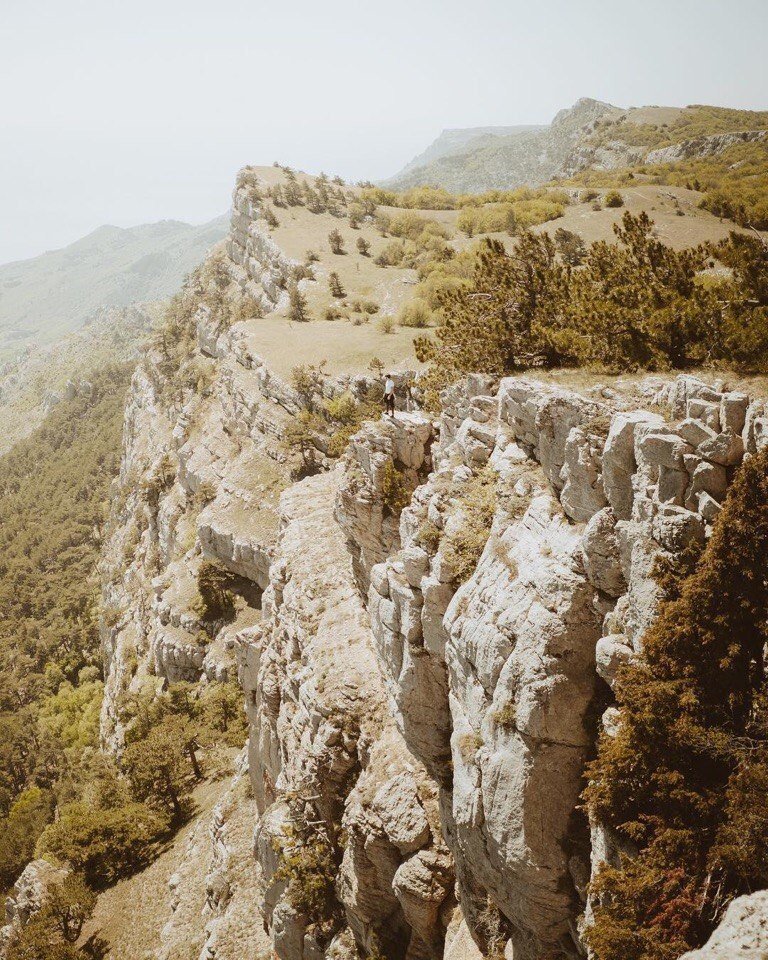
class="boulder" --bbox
[580,508,626,598]
[603,411,664,519]
[679,891,768,959]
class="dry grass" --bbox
[241,312,428,378]
[536,184,753,249]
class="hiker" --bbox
[384,373,396,418]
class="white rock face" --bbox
[679,891,768,959]
[239,471,455,960]
[337,370,766,958]
[1,860,69,953]
[445,490,600,958]
[336,413,434,590]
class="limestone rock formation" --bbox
[86,163,768,960]
[238,470,454,960]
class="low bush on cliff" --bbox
[441,467,497,583]
[282,373,385,466]
[415,212,768,406]
[274,828,338,925]
[381,461,412,514]
[584,447,768,960]
[194,561,238,627]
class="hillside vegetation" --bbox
[567,138,768,231]
[387,99,768,233]
[0,304,156,457]
[415,211,768,405]
[583,104,768,151]
[0,361,247,957]
[0,364,131,890]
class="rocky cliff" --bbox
[69,167,768,960]
[385,99,621,193]
[385,99,768,196]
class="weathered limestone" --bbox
[445,490,601,959]
[679,891,768,959]
[239,471,454,960]
[336,413,433,590]
[602,411,664,519]
[336,370,768,958]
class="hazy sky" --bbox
[2,0,767,263]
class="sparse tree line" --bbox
[415,211,768,406]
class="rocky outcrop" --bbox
[386,98,621,193]
[0,860,69,955]
[336,413,434,590]
[645,129,768,165]
[91,167,768,960]
[238,470,455,960]
[335,370,768,959]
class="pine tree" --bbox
[328,272,345,298]
[356,236,371,257]
[289,283,309,322]
[328,229,345,254]
[585,447,768,959]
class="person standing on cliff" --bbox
[384,374,396,418]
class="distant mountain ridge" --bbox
[387,124,545,183]
[384,97,768,195]
[385,97,621,192]
[0,214,228,360]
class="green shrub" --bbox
[398,299,432,328]
[491,702,516,730]
[554,227,587,266]
[328,272,345,298]
[324,391,357,424]
[604,191,625,208]
[195,562,237,625]
[37,800,168,887]
[442,468,496,583]
[0,788,54,890]
[328,229,345,254]
[274,828,338,924]
[416,519,441,554]
[288,283,309,323]
[381,461,411,513]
